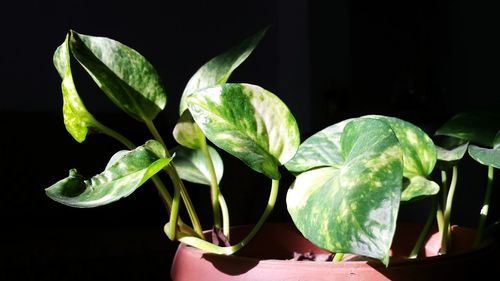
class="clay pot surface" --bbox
[171,223,499,281]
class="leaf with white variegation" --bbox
[187,83,300,180]
[179,28,267,115]
[69,31,166,122]
[285,119,352,174]
[53,34,105,143]
[171,145,224,185]
[286,118,403,264]
[45,140,171,208]
[173,111,206,149]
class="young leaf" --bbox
[69,31,166,122]
[173,111,206,149]
[401,176,440,201]
[171,145,224,185]
[436,111,500,148]
[179,28,267,115]
[468,145,500,169]
[286,118,403,263]
[53,34,105,143]
[435,141,469,170]
[187,83,300,180]
[45,140,171,208]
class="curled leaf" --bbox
[45,140,171,208]
[69,31,166,122]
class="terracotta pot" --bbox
[171,223,499,281]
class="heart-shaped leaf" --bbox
[53,34,105,143]
[286,118,403,263]
[45,140,171,208]
[401,176,440,201]
[436,111,500,148]
[468,145,500,169]
[179,28,267,115]
[171,145,224,185]
[69,31,166,122]
[173,111,206,149]
[187,83,300,180]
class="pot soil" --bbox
[171,223,499,281]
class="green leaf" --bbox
[179,28,267,115]
[173,111,206,149]
[171,145,223,185]
[435,142,469,170]
[436,111,500,148]
[468,145,500,169]
[365,115,436,178]
[285,119,352,173]
[401,176,440,201]
[45,140,171,208]
[286,118,403,263]
[53,34,104,143]
[69,31,166,122]
[187,83,300,180]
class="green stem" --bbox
[409,196,438,258]
[436,200,444,236]
[166,176,181,240]
[219,193,230,239]
[441,170,448,210]
[200,137,222,230]
[332,253,344,263]
[145,120,204,238]
[473,165,495,247]
[440,165,458,254]
[176,179,280,255]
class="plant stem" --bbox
[145,119,203,238]
[332,253,344,263]
[440,165,458,254]
[200,137,222,231]
[219,193,230,239]
[441,170,448,210]
[409,196,438,258]
[176,179,280,255]
[473,165,495,247]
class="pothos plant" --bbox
[46,28,499,267]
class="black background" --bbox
[1,0,499,280]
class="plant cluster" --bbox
[46,28,499,265]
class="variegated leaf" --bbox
[365,115,436,178]
[287,118,403,264]
[45,140,171,208]
[401,176,440,201]
[171,145,223,185]
[173,111,206,149]
[187,83,300,180]
[179,28,267,115]
[285,119,352,173]
[53,34,104,143]
[69,31,166,122]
